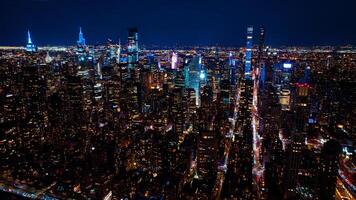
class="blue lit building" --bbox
[229,52,237,85]
[127,28,139,70]
[245,26,253,80]
[77,27,86,46]
[184,56,204,105]
[26,30,37,52]
[76,27,87,62]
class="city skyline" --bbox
[0,1,355,200]
[1,0,356,46]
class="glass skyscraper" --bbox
[245,26,253,80]
[127,28,139,70]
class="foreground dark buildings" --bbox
[0,27,355,200]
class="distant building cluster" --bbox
[0,27,355,200]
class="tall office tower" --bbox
[197,129,218,179]
[318,139,341,200]
[257,27,266,89]
[284,134,304,198]
[116,39,121,63]
[245,26,253,80]
[200,85,213,110]
[184,56,202,105]
[229,64,237,89]
[121,79,141,120]
[256,26,265,95]
[105,74,121,116]
[77,27,87,62]
[183,88,196,127]
[147,129,163,173]
[228,51,234,66]
[96,62,103,79]
[295,82,311,132]
[171,88,184,142]
[257,27,265,67]
[171,52,178,69]
[174,69,185,88]
[219,79,230,114]
[26,30,37,52]
[127,28,139,70]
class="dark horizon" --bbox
[1,0,356,47]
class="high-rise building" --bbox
[171,52,178,69]
[127,28,139,70]
[117,39,122,63]
[245,26,253,80]
[295,82,311,132]
[77,27,87,62]
[171,88,184,142]
[77,27,86,46]
[284,134,304,198]
[26,30,37,52]
[197,129,218,180]
[184,56,203,105]
[318,139,341,200]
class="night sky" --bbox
[0,0,355,47]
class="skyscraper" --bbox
[245,26,253,80]
[184,56,203,105]
[319,139,341,200]
[76,27,87,62]
[77,27,86,46]
[171,52,178,69]
[127,28,139,70]
[25,30,36,52]
[117,39,121,64]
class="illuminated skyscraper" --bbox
[245,26,253,80]
[127,28,139,70]
[26,30,36,52]
[257,27,265,65]
[77,27,86,46]
[76,27,87,62]
[116,39,121,63]
[171,52,178,69]
[257,27,266,87]
[184,56,203,105]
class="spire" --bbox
[27,30,32,44]
[26,30,36,52]
[77,27,86,46]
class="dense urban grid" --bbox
[0,27,355,200]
